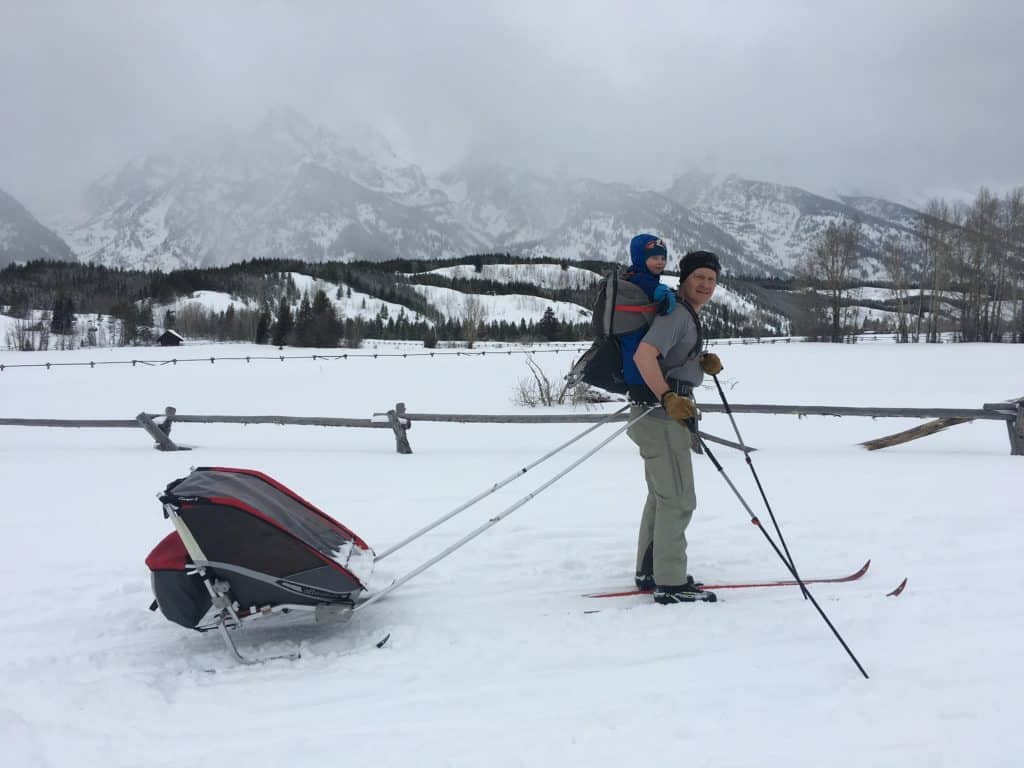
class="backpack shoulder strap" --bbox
[679,300,704,360]
[598,267,618,338]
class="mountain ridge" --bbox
[3,108,939,277]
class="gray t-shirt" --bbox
[640,302,704,387]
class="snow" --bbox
[413,262,602,290]
[153,290,250,315]
[2,340,1024,767]
[287,271,431,324]
[0,221,15,247]
[410,283,591,324]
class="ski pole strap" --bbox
[666,379,694,397]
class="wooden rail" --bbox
[1,398,1020,454]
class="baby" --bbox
[624,234,676,315]
[618,234,675,395]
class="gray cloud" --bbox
[2,0,1021,218]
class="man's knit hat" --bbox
[679,250,721,282]
[629,234,668,270]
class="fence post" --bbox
[161,406,176,436]
[389,402,413,454]
[1010,401,1024,456]
[136,412,184,451]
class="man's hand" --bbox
[700,353,723,375]
[652,284,676,316]
[660,391,697,422]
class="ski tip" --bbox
[886,578,908,597]
[376,633,392,648]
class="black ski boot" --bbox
[653,582,718,604]
[635,544,654,590]
[637,573,703,591]
[635,573,655,590]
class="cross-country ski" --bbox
[583,559,871,598]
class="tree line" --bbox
[794,186,1023,342]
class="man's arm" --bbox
[634,341,670,402]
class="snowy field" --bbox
[2,340,1023,767]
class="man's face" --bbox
[679,267,718,309]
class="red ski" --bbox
[583,559,871,598]
[886,577,908,597]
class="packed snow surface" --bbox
[2,339,1023,767]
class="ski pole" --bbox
[375,404,630,561]
[698,435,869,679]
[357,406,655,612]
[710,373,808,599]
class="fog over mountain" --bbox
[4,108,912,278]
[2,1,1021,221]
[0,188,75,268]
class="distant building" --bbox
[157,330,185,346]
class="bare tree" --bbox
[513,356,601,407]
[918,199,956,342]
[36,311,51,351]
[801,218,863,342]
[5,317,35,351]
[1003,188,1024,342]
[947,187,1024,343]
[461,294,487,349]
[996,187,1024,342]
[882,237,912,342]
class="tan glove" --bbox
[660,391,697,422]
[700,353,723,375]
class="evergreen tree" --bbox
[137,302,155,343]
[308,289,341,347]
[254,309,272,344]
[272,298,294,346]
[538,307,560,341]
[293,294,314,345]
[49,295,75,335]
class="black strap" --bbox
[680,300,704,360]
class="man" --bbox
[628,249,723,604]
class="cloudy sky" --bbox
[2,0,1021,219]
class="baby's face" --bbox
[645,254,667,276]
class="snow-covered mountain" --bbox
[666,171,923,278]
[66,108,484,270]
[515,178,763,274]
[57,108,935,277]
[0,187,76,268]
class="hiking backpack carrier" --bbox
[566,268,657,394]
[567,268,706,397]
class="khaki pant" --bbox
[627,406,697,587]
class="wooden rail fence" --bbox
[2,397,1021,455]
